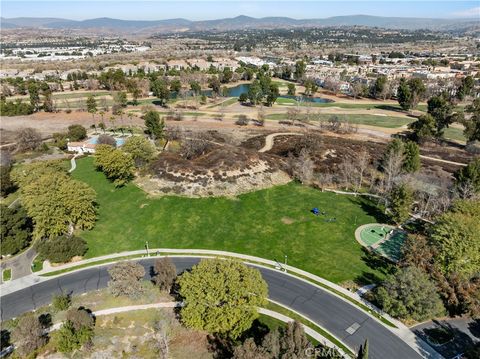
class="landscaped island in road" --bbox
[72,157,384,284]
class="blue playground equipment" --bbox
[312,207,320,215]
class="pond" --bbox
[170,83,332,103]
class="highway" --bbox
[0,257,423,359]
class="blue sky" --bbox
[1,1,479,20]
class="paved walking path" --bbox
[68,154,79,173]
[258,132,302,152]
[44,301,349,357]
[419,155,466,167]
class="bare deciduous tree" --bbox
[15,128,42,153]
[152,257,177,291]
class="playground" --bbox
[356,224,408,262]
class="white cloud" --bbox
[452,6,480,18]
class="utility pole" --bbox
[145,241,149,257]
[284,255,288,273]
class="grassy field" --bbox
[443,127,467,143]
[266,113,413,128]
[72,157,385,284]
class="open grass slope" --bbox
[73,157,383,284]
[266,113,412,128]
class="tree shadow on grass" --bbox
[239,319,270,345]
[360,247,396,276]
[348,196,390,224]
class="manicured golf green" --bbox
[72,157,384,284]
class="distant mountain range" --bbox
[1,15,478,33]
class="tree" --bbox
[397,78,425,111]
[15,127,42,152]
[144,110,165,140]
[28,83,40,111]
[13,162,96,239]
[108,261,146,298]
[427,94,454,137]
[371,75,388,99]
[97,134,117,147]
[0,205,32,256]
[402,141,420,173]
[52,293,71,312]
[57,308,94,353]
[287,83,296,96]
[208,76,221,97]
[67,124,87,141]
[152,257,177,291]
[94,144,134,187]
[170,79,182,93]
[233,338,269,359]
[238,92,248,103]
[152,79,170,106]
[190,81,201,95]
[280,320,312,357]
[265,83,279,106]
[456,75,475,101]
[454,158,480,196]
[177,259,268,339]
[463,98,480,142]
[408,114,436,143]
[43,92,54,112]
[122,136,155,167]
[294,60,306,80]
[11,313,47,357]
[388,184,414,224]
[113,91,128,108]
[86,95,97,121]
[375,266,445,321]
[358,339,369,359]
[0,165,14,197]
[430,199,480,278]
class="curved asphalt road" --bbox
[0,257,423,359]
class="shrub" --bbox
[36,236,87,263]
[235,115,249,126]
[57,308,94,353]
[67,125,87,141]
[52,293,71,312]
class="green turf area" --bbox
[360,224,390,246]
[275,97,297,105]
[266,113,412,128]
[359,224,406,262]
[52,91,110,100]
[376,229,407,262]
[443,127,467,143]
[72,157,383,284]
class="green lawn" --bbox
[444,127,467,143]
[72,157,384,284]
[266,113,412,128]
